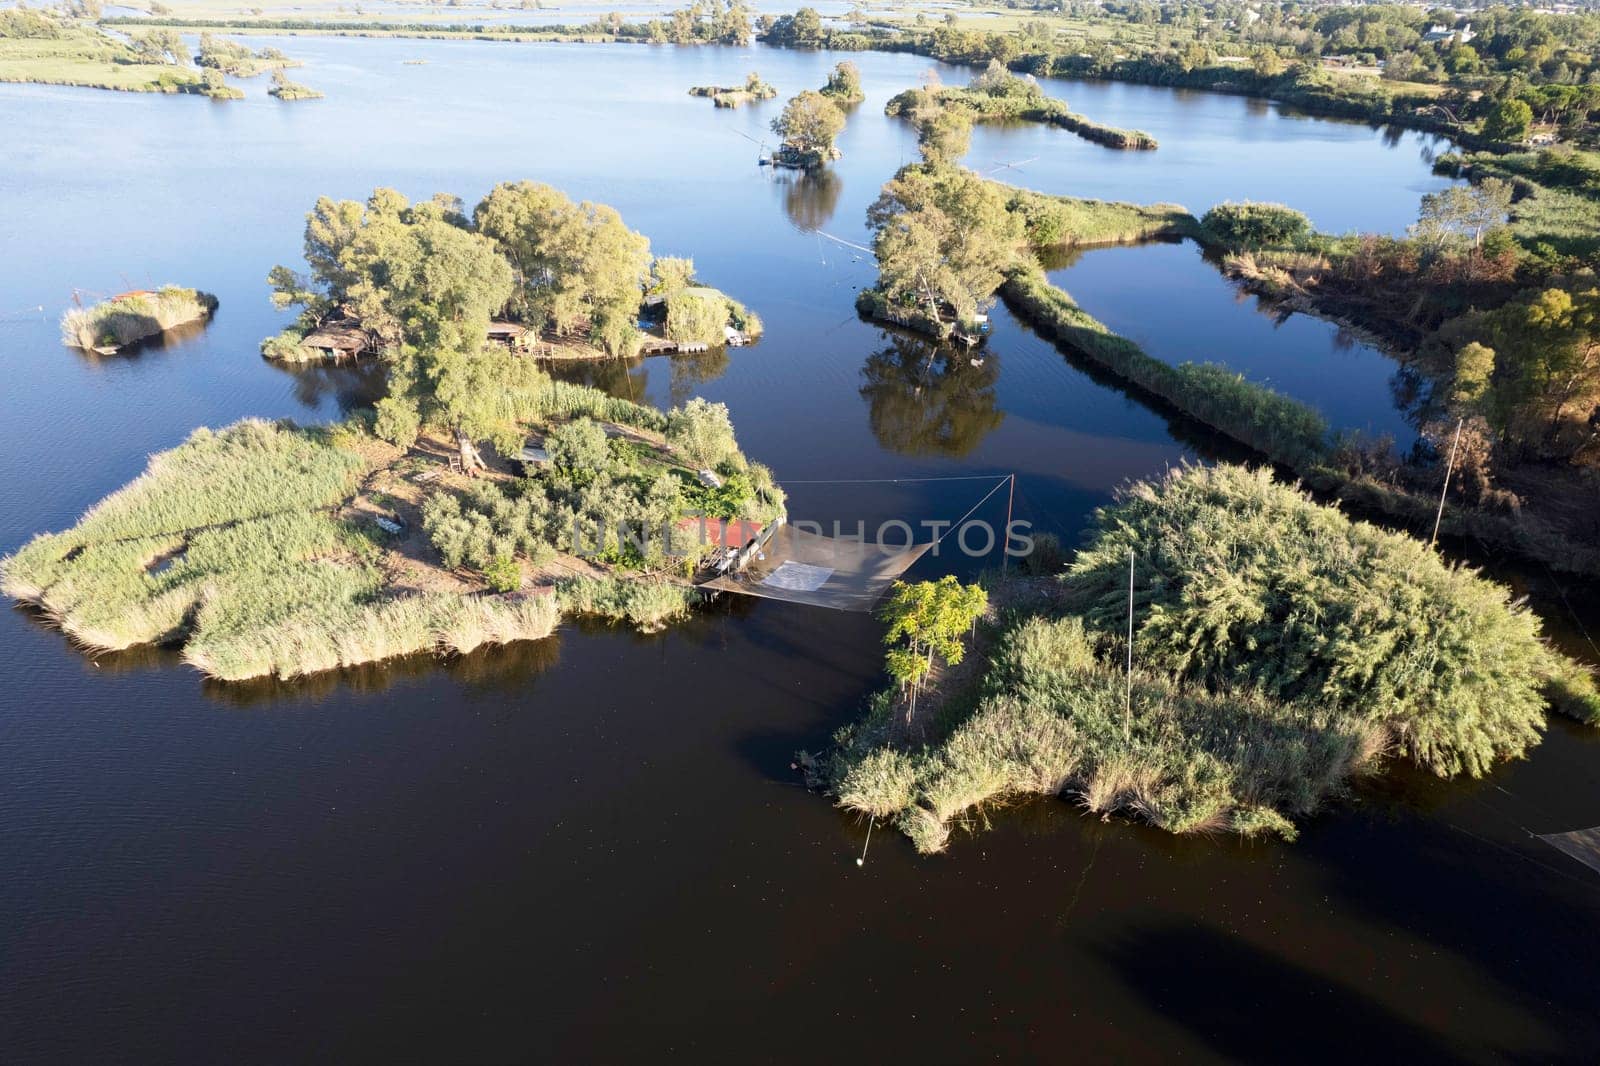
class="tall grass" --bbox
[1,420,371,653]
[819,464,1598,853]
[60,287,217,351]
[1001,187,1198,250]
[185,590,559,681]
[1001,265,1331,467]
[557,575,695,631]
[826,614,1377,853]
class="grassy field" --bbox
[0,29,205,92]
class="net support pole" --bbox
[1002,474,1015,573]
[1125,547,1135,743]
[1431,418,1464,549]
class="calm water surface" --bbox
[3,39,1598,1062]
[1046,239,1423,447]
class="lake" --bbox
[3,38,1598,1062]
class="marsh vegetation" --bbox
[815,465,1599,853]
[60,286,217,352]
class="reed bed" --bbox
[60,286,217,351]
[557,575,696,631]
[819,464,1598,853]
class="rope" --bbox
[856,815,874,866]
[780,473,1013,485]
[933,475,1013,546]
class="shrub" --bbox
[1201,201,1312,249]
[483,554,521,592]
[667,398,740,467]
[546,417,610,472]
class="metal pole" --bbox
[1002,474,1015,573]
[1431,418,1464,549]
[1125,546,1134,743]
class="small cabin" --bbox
[301,320,377,359]
[486,321,531,351]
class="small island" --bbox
[688,70,775,108]
[6,185,784,683]
[809,464,1600,853]
[767,88,846,169]
[268,68,322,100]
[886,61,1158,151]
[60,286,217,354]
[818,60,864,105]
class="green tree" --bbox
[878,577,988,720]
[1484,286,1600,451]
[1482,98,1534,141]
[771,90,847,155]
[1451,341,1496,408]
[867,164,1024,324]
[473,181,652,352]
[651,256,696,295]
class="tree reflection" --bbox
[778,168,842,233]
[668,344,730,408]
[859,333,1005,457]
[545,357,650,405]
[268,360,390,415]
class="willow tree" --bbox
[473,181,652,355]
[866,164,1024,324]
[270,189,517,473]
[771,90,847,156]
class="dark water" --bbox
[1045,239,1422,448]
[3,40,1598,1063]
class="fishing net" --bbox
[1538,826,1600,877]
[700,525,932,612]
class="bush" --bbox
[667,398,740,467]
[546,417,610,472]
[483,554,521,592]
[1066,464,1582,776]
[1201,201,1312,249]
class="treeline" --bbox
[757,5,1600,148]
[105,0,757,45]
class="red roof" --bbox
[675,517,764,549]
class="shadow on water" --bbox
[268,359,391,416]
[204,634,566,707]
[1092,923,1480,1063]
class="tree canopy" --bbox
[473,180,652,352]
[772,90,847,154]
[867,164,1025,323]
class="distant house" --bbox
[1423,23,1474,44]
